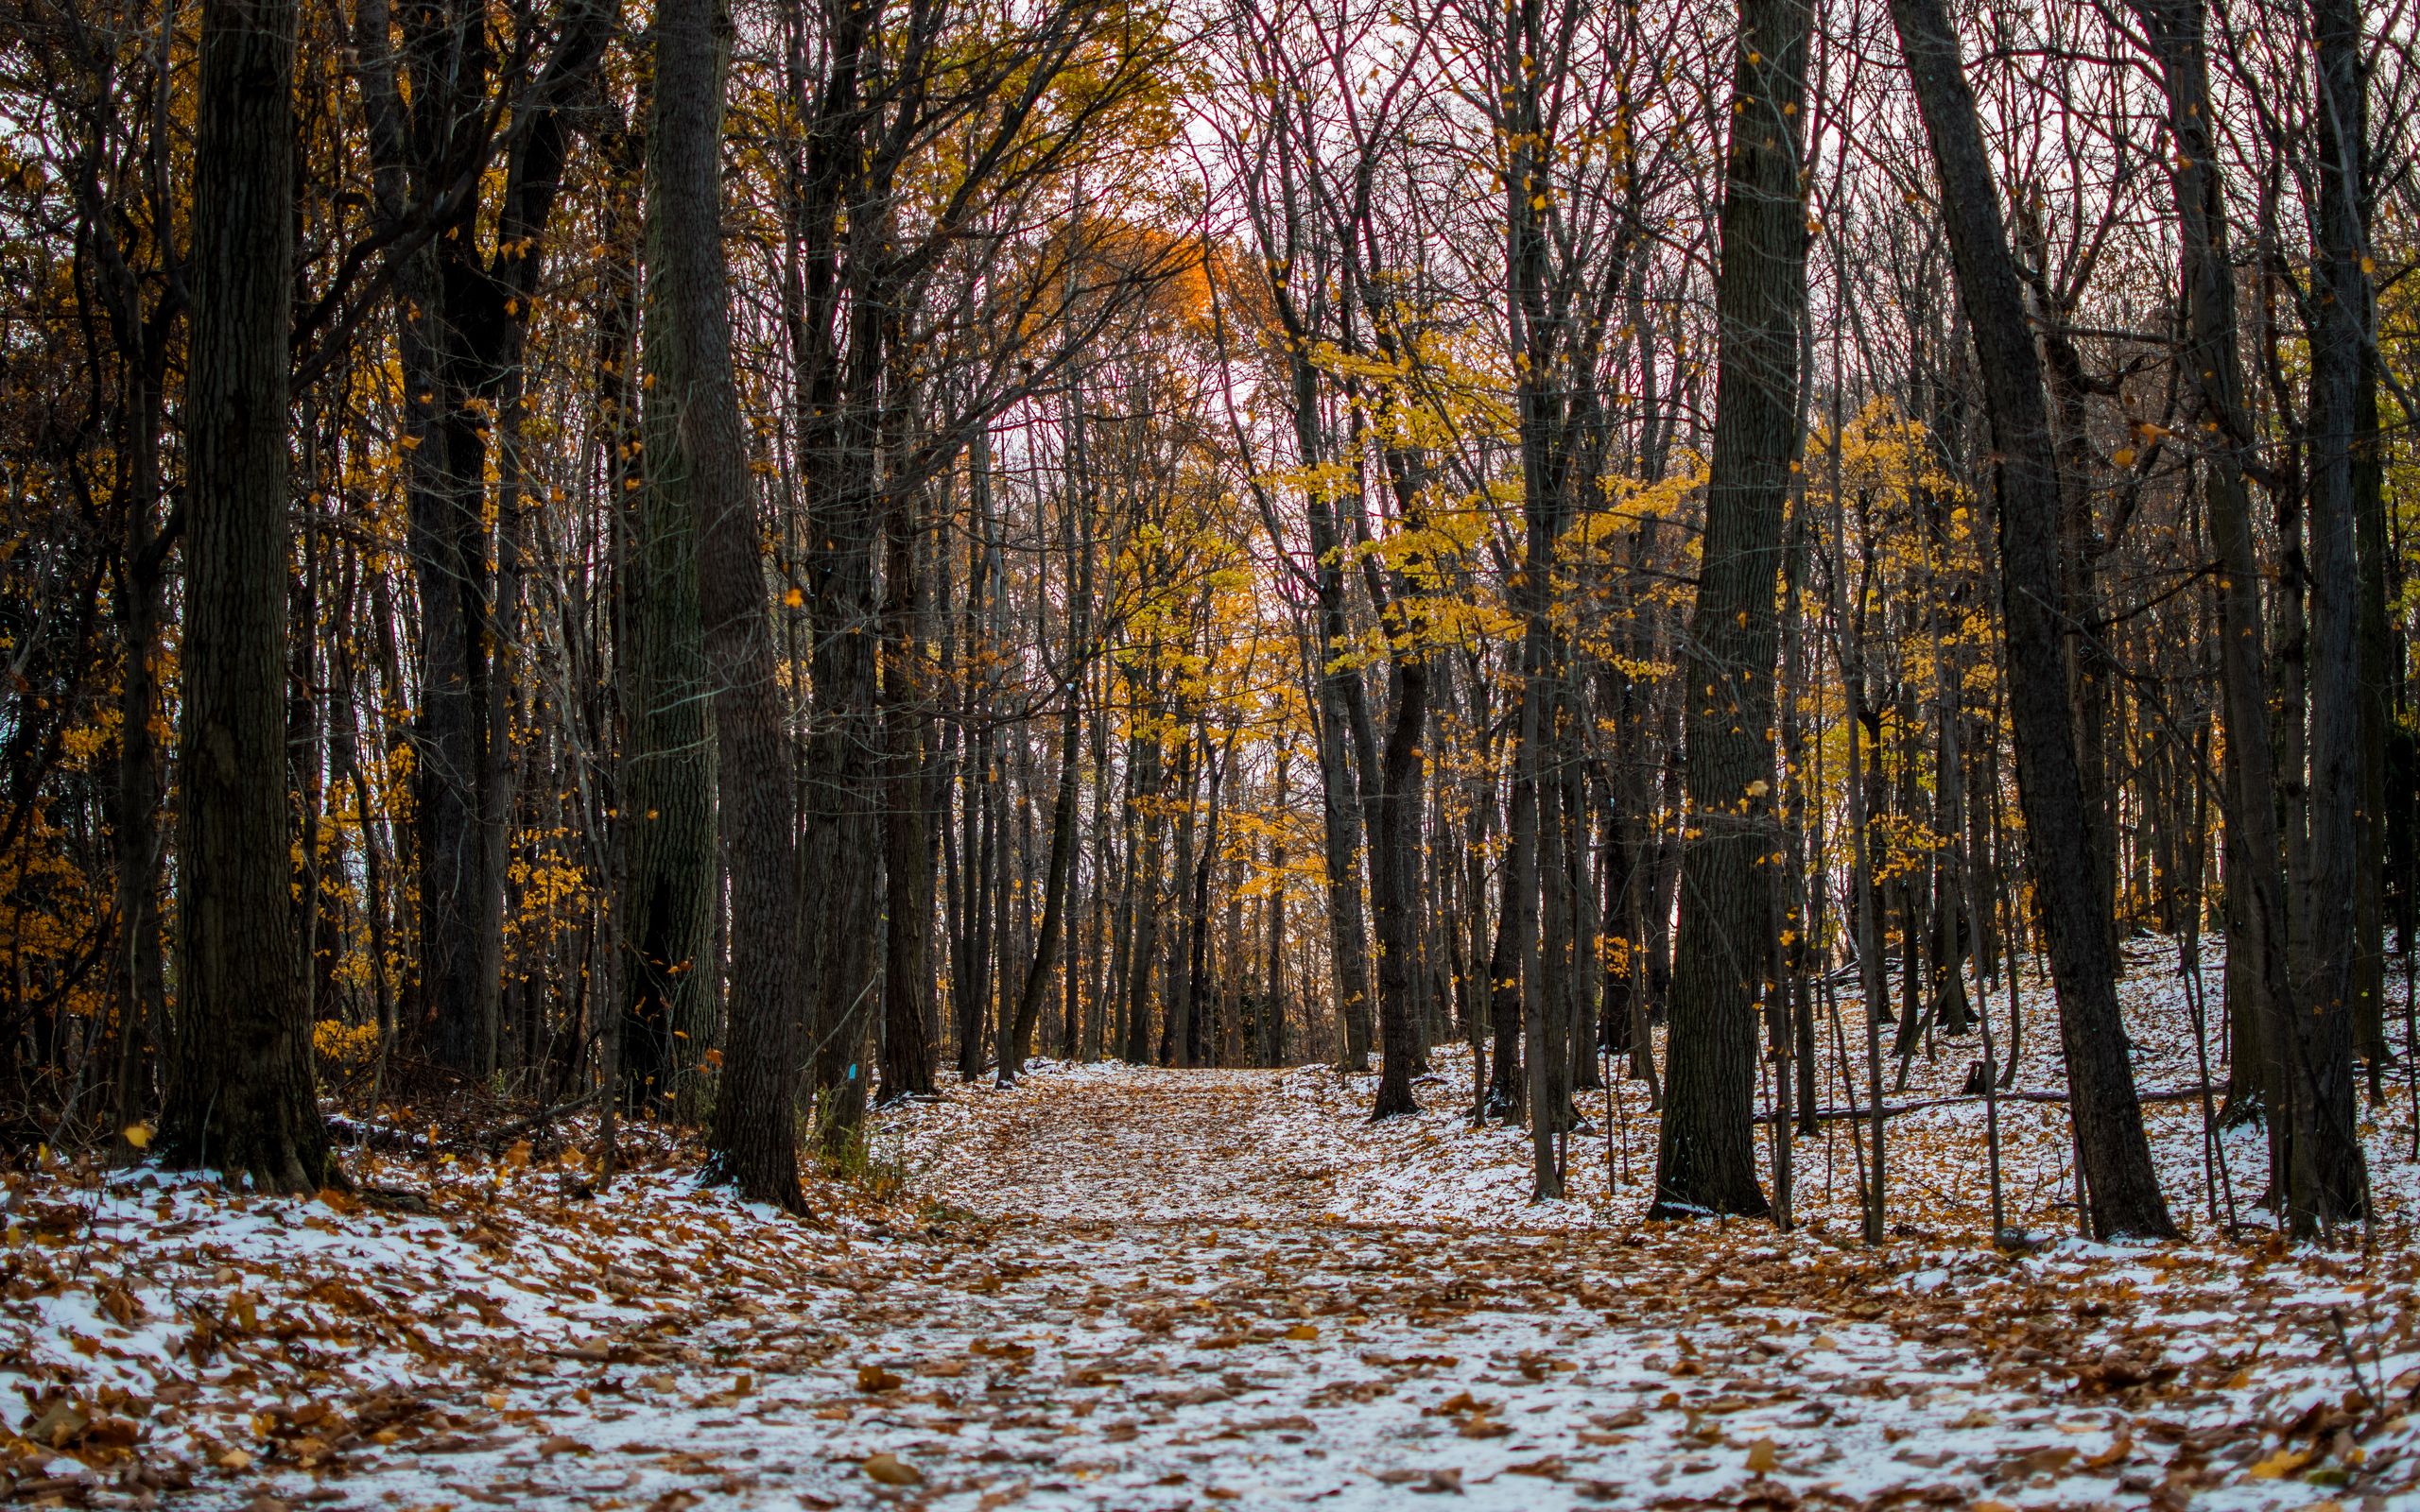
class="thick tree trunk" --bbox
[801,422,884,1147]
[1889,0,2175,1237]
[618,172,718,1119]
[1651,0,1810,1221]
[2288,0,2374,1233]
[162,0,333,1193]
[654,0,804,1210]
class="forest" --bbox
[4,0,2420,1503]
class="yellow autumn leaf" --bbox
[121,1123,153,1150]
[2247,1445,2311,1480]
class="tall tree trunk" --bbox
[1164,729,1199,1066]
[617,112,718,1118]
[2131,0,2297,1177]
[110,357,170,1146]
[655,0,804,1210]
[1124,671,1166,1064]
[879,484,938,1102]
[354,0,616,1077]
[1651,0,1810,1220]
[1889,0,2175,1237]
[2288,0,2374,1232]
[1368,652,1428,1116]
[162,0,333,1192]
[1006,643,1085,1084]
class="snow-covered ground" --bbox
[3,937,2415,1508]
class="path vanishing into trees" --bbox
[48,1061,2383,1511]
[168,1066,2365,1511]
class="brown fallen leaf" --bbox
[2083,1435,2133,1469]
[857,1365,905,1393]
[26,1397,89,1448]
[863,1452,922,1486]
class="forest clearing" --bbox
[11,0,2420,1503]
[3,939,2418,1509]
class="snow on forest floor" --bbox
[1,938,2417,1511]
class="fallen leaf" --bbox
[2248,1446,2312,1480]
[863,1452,922,1486]
[2084,1435,2133,1469]
[1745,1438,1778,1474]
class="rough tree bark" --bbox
[352,0,615,1075]
[619,101,718,1120]
[162,0,334,1193]
[2289,0,2373,1233]
[1651,0,1811,1221]
[2130,0,2298,1202]
[653,0,804,1210]
[880,482,940,1102]
[1888,0,2175,1237]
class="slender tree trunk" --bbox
[2131,0,2296,1174]
[1889,0,2175,1237]
[1006,644,1085,1083]
[1369,652,1429,1117]
[110,361,170,1147]
[879,484,938,1101]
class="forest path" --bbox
[819,1065,2246,1510]
[901,1066,1342,1223]
[130,1061,2389,1512]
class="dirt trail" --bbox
[835,1068,2300,1510]
[910,1068,1340,1223]
[137,1064,2396,1511]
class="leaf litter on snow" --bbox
[3,936,2417,1508]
